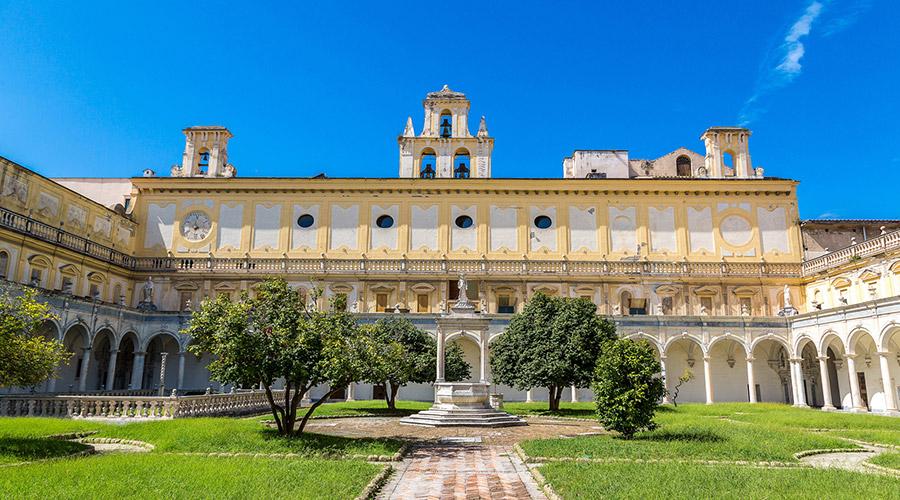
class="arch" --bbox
[446,333,481,382]
[663,334,706,403]
[722,150,736,176]
[89,327,116,390]
[663,333,705,357]
[444,330,482,345]
[749,333,791,355]
[878,322,900,351]
[419,148,437,178]
[707,334,749,357]
[847,327,877,355]
[453,148,470,179]
[142,331,182,391]
[141,331,182,352]
[113,331,139,390]
[793,334,816,358]
[750,336,794,404]
[676,155,692,177]
[439,110,452,138]
[59,323,90,392]
[818,331,846,357]
[624,332,662,355]
[0,249,9,278]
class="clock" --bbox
[181,211,211,241]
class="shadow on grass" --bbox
[633,428,724,443]
[514,408,597,418]
[259,428,404,454]
[0,438,89,463]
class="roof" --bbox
[425,85,467,101]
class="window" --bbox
[453,150,470,179]
[0,251,8,278]
[297,214,315,228]
[619,291,632,316]
[375,293,388,313]
[722,151,735,176]
[455,215,473,229]
[700,296,713,315]
[628,298,647,316]
[89,284,101,300]
[439,113,452,138]
[30,268,43,287]
[498,294,515,313]
[420,149,437,178]
[738,297,752,316]
[534,215,552,229]
[376,215,394,229]
[60,276,74,294]
[676,155,691,177]
[198,151,210,174]
[416,293,429,313]
[180,291,193,311]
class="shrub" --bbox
[592,339,665,439]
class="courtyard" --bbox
[1,402,897,499]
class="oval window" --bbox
[534,215,552,229]
[297,214,315,228]
[455,215,474,229]
[376,215,394,229]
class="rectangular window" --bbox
[376,293,388,313]
[628,298,647,316]
[61,276,74,293]
[498,294,515,314]
[30,268,43,286]
[89,284,101,300]
[416,293,429,313]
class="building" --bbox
[1,86,898,413]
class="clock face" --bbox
[181,211,211,241]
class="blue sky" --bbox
[0,1,896,219]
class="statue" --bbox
[782,285,792,309]
[222,163,236,178]
[456,274,470,307]
[138,277,158,311]
[778,284,798,317]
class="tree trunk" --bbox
[548,385,561,412]
[384,381,399,410]
[263,384,284,434]
[297,386,338,434]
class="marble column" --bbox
[846,355,864,411]
[660,356,671,404]
[877,352,898,413]
[177,352,186,390]
[792,359,808,407]
[479,335,489,384]
[570,385,578,403]
[346,383,356,401]
[818,356,835,410]
[746,356,757,403]
[77,347,92,392]
[526,389,534,403]
[130,351,146,390]
[703,356,713,404]
[435,330,445,383]
[105,349,118,391]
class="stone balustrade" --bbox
[803,229,900,275]
[0,389,284,419]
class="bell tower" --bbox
[172,126,236,178]
[398,85,494,179]
[700,127,753,178]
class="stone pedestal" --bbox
[400,382,524,427]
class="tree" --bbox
[0,288,70,389]
[185,278,371,436]
[592,338,666,439]
[669,368,695,407]
[490,293,616,411]
[362,317,470,409]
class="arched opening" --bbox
[849,329,881,411]
[114,333,138,390]
[197,149,210,175]
[89,329,115,390]
[750,339,793,403]
[439,111,452,138]
[619,290,632,316]
[448,335,480,382]
[798,340,824,407]
[821,334,848,409]
[60,324,89,392]
[183,340,216,393]
[453,148,470,179]
[664,338,706,403]
[35,320,60,392]
[722,151,735,177]
[142,333,180,392]
[0,250,9,279]
[881,327,900,412]
[419,149,436,178]
[676,155,692,177]
[708,338,749,402]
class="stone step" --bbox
[399,405,527,427]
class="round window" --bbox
[376,215,394,229]
[534,215,553,229]
[455,215,474,229]
[297,214,315,228]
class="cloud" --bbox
[738,1,870,125]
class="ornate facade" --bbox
[0,86,897,412]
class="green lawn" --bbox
[540,461,900,500]
[870,451,900,471]
[0,453,380,499]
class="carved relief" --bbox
[36,192,60,218]
[2,176,28,205]
[93,216,112,238]
[66,204,87,229]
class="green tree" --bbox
[185,278,371,436]
[490,293,616,411]
[0,288,70,389]
[592,338,666,439]
[362,317,469,409]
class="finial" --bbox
[403,116,415,137]
[442,84,449,90]
[477,115,489,138]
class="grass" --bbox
[0,453,380,499]
[504,401,595,418]
[522,404,859,462]
[309,398,430,417]
[870,451,900,471]
[0,438,88,464]
[539,461,900,499]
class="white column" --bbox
[177,352,186,390]
[570,385,578,403]
[526,389,534,403]
[660,356,671,404]
[346,383,355,401]
[105,349,118,390]
[818,356,835,410]
[703,356,713,404]
[877,352,898,413]
[479,336,489,383]
[792,359,808,407]
[746,356,757,403]
[435,330,445,383]
[846,355,864,411]
[130,352,146,390]
[77,347,92,392]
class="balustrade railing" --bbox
[0,390,283,419]
[802,229,900,275]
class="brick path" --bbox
[378,443,546,500]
